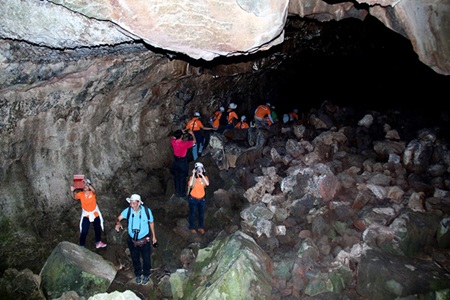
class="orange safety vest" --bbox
[186,117,204,131]
[212,111,221,128]
[255,105,270,119]
[235,121,249,129]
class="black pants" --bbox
[79,216,101,246]
[171,156,189,196]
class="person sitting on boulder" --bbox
[235,115,250,129]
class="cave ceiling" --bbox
[0,0,449,75]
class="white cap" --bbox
[220,106,225,112]
[194,112,200,117]
[266,102,271,107]
[126,194,143,204]
[241,115,246,121]
[228,103,237,109]
[194,162,206,173]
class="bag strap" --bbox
[126,205,151,234]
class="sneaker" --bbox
[190,229,197,233]
[95,241,107,249]
[136,276,142,284]
[198,228,205,235]
[141,276,150,285]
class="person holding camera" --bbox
[70,178,107,249]
[187,162,210,235]
[115,194,157,285]
[171,129,196,197]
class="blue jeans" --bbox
[128,237,152,277]
[192,131,205,160]
[188,196,206,229]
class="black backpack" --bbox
[219,110,229,127]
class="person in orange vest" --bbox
[235,115,250,129]
[289,109,299,123]
[186,112,214,160]
[211,106,225,129]
[254,102,274,128]
[219,103,239,130]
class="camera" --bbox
[196,168,201,174]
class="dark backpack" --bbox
[219,111,229,127]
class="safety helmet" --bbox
[228,103,237,109]
[194,162,206,173]
[241,115,246,121]
[194,112,200,117]
[220,106,225,112]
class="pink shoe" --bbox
[96,241,107,249]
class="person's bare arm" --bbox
[115,215,124,232]
[70,186,79,200]
[150,222,157,244]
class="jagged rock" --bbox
[356,249,450,299]
[89,290,141,300]
[40,241,116,299]
[181,231,273,299]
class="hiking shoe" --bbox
[95,241,107,249]
[198,228,205,235]
[136,276,142,284]
[141,276,150,285]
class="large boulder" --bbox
[39,241,117,299]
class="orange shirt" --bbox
[289,112,299,120]
[212,111,221,128]
[189,175,209,199]
[75,190,99,217]
[255,105,271,119]
[235,121,249,129]
[227,111,238,124]
[186,117,204,131]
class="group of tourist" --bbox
[70,179,157,286]
[67,101,303,288]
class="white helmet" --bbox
[219,106,225,112]
[194,112,200,117]
[241,115,246,121]
[228,103,237,109]
[194,162,205,173]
